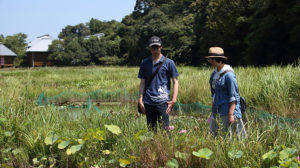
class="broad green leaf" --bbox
[102,150,111,155]
[192,148,213,160]
[175,151,188,160]
[58,141,70,149]
[38,164,45,168]
[119,159,130,167]
[40,156,47,161]
[228,150,243,159]
[129,155,137,161]
[93,131,105,141]
[77,139,85,144]
[134,130,145,140]
[279,158,292,167]
[66,149,72,155]
[279,148,297,161]
[32,158,39,165]
[44,134,59,145]
[105,125,121,135]
[166,158,179,168]
[12,148,22,155]
[83,132,92,141]
[66,144,83,155]
[3,148,12,153]
[4,131,14,137]
[289,162,299,168]
[262,150,277,160]
[79,161,85,167]
[120,162,127,168]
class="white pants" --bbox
[209,114,247,139]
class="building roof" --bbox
[0,42,17,56]
[26,34,54,52]
[84,33,105,40]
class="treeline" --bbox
[1,0,300,66]
[0,33,27,66]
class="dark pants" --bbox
[145,103,169,132]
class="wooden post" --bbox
[0,56,4,66]
[32,53,35,67]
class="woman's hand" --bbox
[228,115,235,124]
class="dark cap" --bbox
[149,36,162,47]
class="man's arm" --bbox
[228,101,236,124]
[166,77,178,114]
[138,79,146,113]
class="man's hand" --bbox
[166,100,176,114]
[228,115,235,125]
[138,101,146,114]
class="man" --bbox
[206,47,247,139]
[138,36,179,132]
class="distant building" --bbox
[0,42,17,68]
[26,34,54,67]
[84,33,105,40]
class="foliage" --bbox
[262,145,299,167]
[0,33,27,66]
[2,0,300,66]
[192,148,213,159]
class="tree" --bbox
[82,36,107,64]
[58,23,90,39]
[49,37,89,66]
[245,0,300,65]
[2,33,27,66]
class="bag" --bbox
[240,96,246,114]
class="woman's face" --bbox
[207,58,218,67]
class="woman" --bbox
[206,47,247,138]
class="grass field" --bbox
[0,66,299,167]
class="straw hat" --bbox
[205,47,228,59]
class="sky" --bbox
[0,0,136,42]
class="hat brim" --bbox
[149,43,162,47]
[205,56,228,59]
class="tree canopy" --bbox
[3,0,300,66]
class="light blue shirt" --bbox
[209,71,242,118]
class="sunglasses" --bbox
[150,45,160,49]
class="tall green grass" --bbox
[0,66,299,167]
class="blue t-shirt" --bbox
[138,55,179,105]
[209,71,242,118]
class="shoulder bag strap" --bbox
[144,56,167,90]
[219,70,232,78]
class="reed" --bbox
[0,66,299,167]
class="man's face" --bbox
[150,45,162,55]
